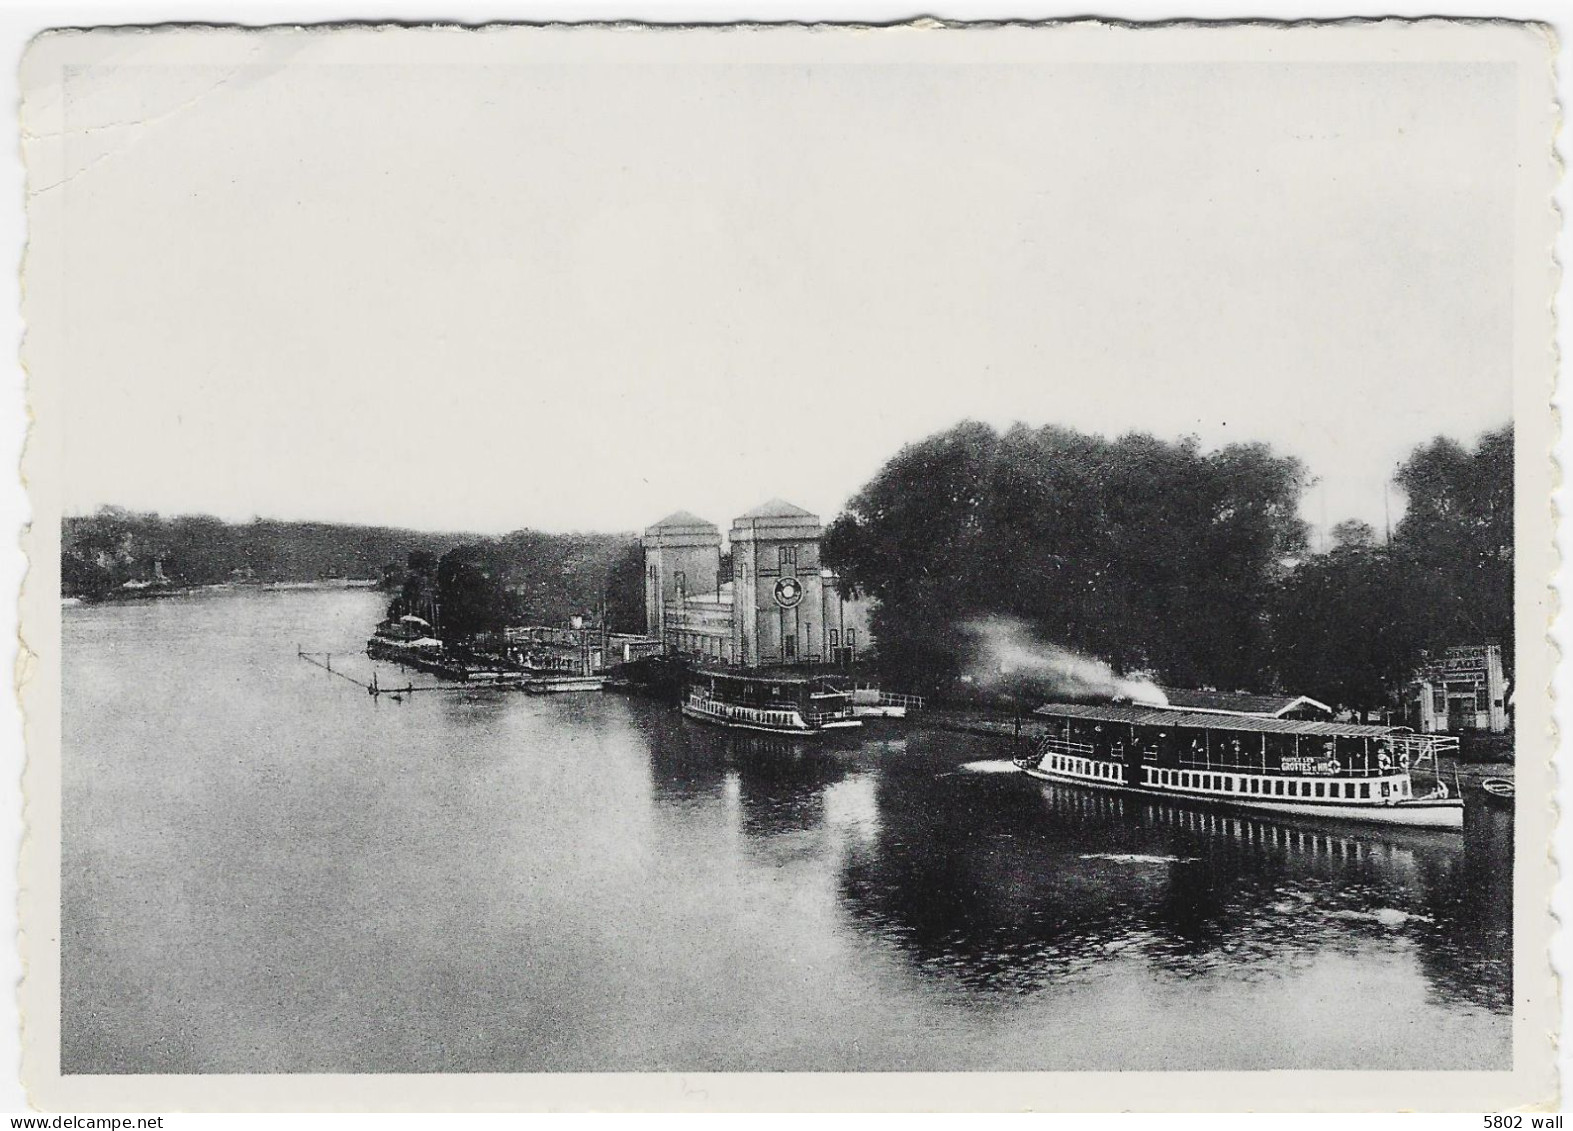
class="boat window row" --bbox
[1142,766,1410,801]
[1041,754,1123,783]
[1045,718,1415,778]
[695,696,802,730]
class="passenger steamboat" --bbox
[1018,701,1464,829]
[365,614,444,664]
[682,668,863,736]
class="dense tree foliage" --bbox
[386,550,441,624]
[1268,543,1424,714]
[65,509,647,638]
[602,542,648,634]
[409,532,643,640]
[61,508,472,598]
[1271,425,1513,713]
[434,544,514,641]
[1392,427,1514,657]
[828,419,1510,706]
[824,422,1309,694]
[492,529,638,628]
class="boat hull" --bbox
[1478,779,1515,810]
[522,677,605,694]
[681,700,863,736]
[1021,765,1464,829]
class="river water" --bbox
[61,588,1513,1074]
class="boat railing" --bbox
[753,650,825,666]
[877,691,926,711]
[804,709,854,726]
[1171,758,1411,779]
[1388,733,1460,763]
[689,692,850,730]
[1035,734,1095,759]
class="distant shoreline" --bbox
[64,578,383,605]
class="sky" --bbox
[46,36,1517,541]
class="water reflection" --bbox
[1410,806,1513,1012]
[731,748,852,840]
[63,589,1513,1073]
[833,744,1511,1014]
[635,721,1512,1016]
[431,686,514,723]
[641,709,732,804]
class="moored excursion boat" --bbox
[1017,702,1464,829]
[682,669,863,736]
[366,615,445,665]
[521,674,605,694]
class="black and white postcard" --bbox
[16,19,1561,1112]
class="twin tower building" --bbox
[643,499,876,670]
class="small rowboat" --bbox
[1479,778,1515,808]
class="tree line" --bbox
[70,417,1510,713]
[63,508,649,638]
[61,508,476,597]
[823,421,1512,714]
[384,536,646,641]
[1271,427,1512,715]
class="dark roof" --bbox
[693,665,830,686]
[1145,686,1333,717]
[647,510,717,530]
[1033,701,1399,738]
[736,498,815,520]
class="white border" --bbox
[3,2,1567,1116]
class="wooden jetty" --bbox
[300,647,606,697]
[297,648,501,697]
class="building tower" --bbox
[642,511,723,642]
[729,500,825,668]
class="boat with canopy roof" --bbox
[1018,701,1464,829]
[682,668,863,736]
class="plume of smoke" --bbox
[959,615,1169,706]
